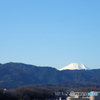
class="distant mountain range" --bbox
[0,62,100,88]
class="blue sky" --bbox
[0,0,100,69]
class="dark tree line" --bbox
[0,86,56,100]
[0,86,100,100]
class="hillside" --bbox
[0,62,100,88]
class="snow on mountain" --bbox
[59,63,90,71]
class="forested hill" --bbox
[0,62,100,88]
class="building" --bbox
[67,91,100,100]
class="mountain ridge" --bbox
[0,62,100,88]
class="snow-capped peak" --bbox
[59,63,90,71]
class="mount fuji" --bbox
[59,63,90,71]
